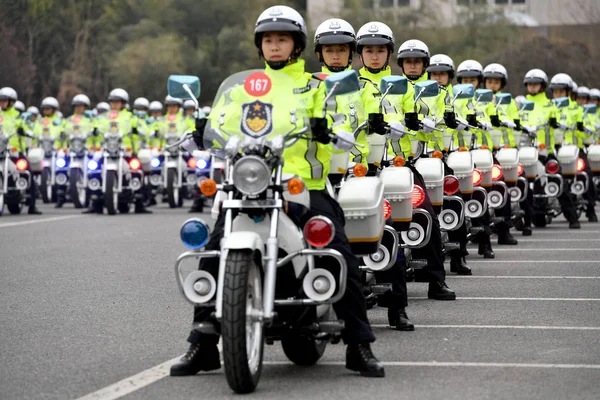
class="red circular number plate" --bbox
[244,72,272,97]
[109,111,119,120]
[73,115,81,123]
[42,119,50,126]
[167,114,176,121]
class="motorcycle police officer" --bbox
[171,5,384,378]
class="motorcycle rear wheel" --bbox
[222,250,264,394]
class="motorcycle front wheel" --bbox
[70,169,86,208]
[222,250,264,394]
[104,171,118,215]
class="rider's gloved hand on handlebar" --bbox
[548,117,559,129]
[455,118,469,131]
[490,115,501,127]
[502,120,516,129]
[404,112,420,131]
[389,122,407,140]
[192,118,207,148]
[368,113,388,135]
[443,111,458,129]
[479,121,492,131]
[332,131,354,151]
[310,117,331,144]
[514,119,522,131]
[421,117,436,134]
[92,127,99,136]
[577,121,585,132]
[17,127,25,136]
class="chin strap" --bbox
[266,60,288,70]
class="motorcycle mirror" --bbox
[324,70,360,97]
[474,89,494,104]
[495,93,512,105]
[84,110,95,119]
[583,104,597,114]
[452,84,475,100]
[552,97,570,109]
[168,75,201,100]
[519,99,535,112]
[53,118,63,126]
[20,112,33,121]
[146,116,155,124]
[414,80,440,100]
[380,76,408,96]
[136,110,148,119]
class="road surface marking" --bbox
[371,324,600,330]
[490,248,599,251]
[466,260,599,264]
[446,276,600,279]
[408,296,600,301]
[0,215,81,228]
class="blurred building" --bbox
[307,0,600,29]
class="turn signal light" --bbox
[481,145,489,150]
[353,163,367,177]
[187,158,197,169]
[492,164,503,181]
[383,199,392,220]
[546,160,559,174]
[503,145,511,149]
[538,143,546,150]
[304,216,335,248]
[287,177,305,195]
[200,179,217,196]
[16,158,28,171]
[432,150,443,159]
[444,175,460,195]
[517,163,524,176]
[128,158,141,170]
[458,146,468,152]
[393,156,406,167]
[576,158,585,173]
[472,168,483,186]
[412,185,425,207]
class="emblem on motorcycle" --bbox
[42,128,50,136]
[110,122,118,132]
[109,111,119,120]
[42,119,50,126]
[169,123,177,133]
[241,100,273,138]
[73,126,80,134]
[328,20,341,30]
[368,24,379,33]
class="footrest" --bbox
[491,217,504,224]
[320,320,345,334]
[469,226,484,234]
[443,242,460,252]
[408,259,428,269]
[371,284,392,295]
[191,322,217,335]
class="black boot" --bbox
[28,207,42,215]
[345,343,385,377]
[135,201,153,214]
[450,256,472,275]
[478,241,495,259]
[55,197,65,208]
[497,229,518,245]
[188,198,204,213]
[587,211,598,223]
[387,307,414,331]
[569,220,581,229]
[428,281,456,300]
[522,226,532,236]
[170,341,221,376]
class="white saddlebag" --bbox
[447,151,474,194]
[496,148,519,183]
[415,158,444,206]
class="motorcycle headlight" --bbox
[232,155,270,196]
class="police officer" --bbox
[0,87,42,214]
[171,5,384,378]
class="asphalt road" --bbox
[1,202,599,400]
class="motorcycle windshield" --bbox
[203,69,308,151]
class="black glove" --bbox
[92,127,99,136]
[514,119,522,131]
[577,121,585,132]
[368,113,388,135]
[490,115,501,127]
[444,111,458,129]
[191,118,207,147]
[466,114,478,127]
[17,127,25,136]
[549,117,558,129]
[404,112,420,131]
[131,127,138,134]
[195,117,207,132]
[310,117,331,144]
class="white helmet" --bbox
[456,60,484,83]
[576,86,590,98]
[427,54,455,79]
[133,97,150,109]
[483,63,508,87]
[397,40,430,62]
[27,106,39,116]
[0,87,18,101]
[183,99,196,110]
[149,101,163,113]
[201,106,212,115]
[108,88,129,103]
[14,101,25,112]
[549,73,573,91]
[40,96,59,110]
[96,102,110,113]
[589,88,600,100]
[571,81,578,92]
[164,95,183,106]
[254,6,307,53]
[356,22,395,51]
[523,69,548,88]
[72,94,91,107]
[314,18,356,49]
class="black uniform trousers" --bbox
[189,189,376,346]
[541,153,578,223]
[579,151,597,217]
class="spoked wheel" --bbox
[222,250,264,394]
[104,171,118,215]
[166,168,182,208]
[70,169,87,208]
[0,192,4,216]
[40,168,53,203]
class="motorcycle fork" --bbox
[50,152,56,186]
[117,154,123,193]
[2,156,8,194]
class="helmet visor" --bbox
[315,32,355,45]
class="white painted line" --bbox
[466,260,599,264]
[263,361,600,369]
[0,215,81,228]
[75,356,180,400]
[446,276,600,279]
[490,248,599,251]
[371,324,600,330]
[511,239,600,242]
[408,297,600,301]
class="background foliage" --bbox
[0,0,597,113]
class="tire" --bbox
[118,201,130,214]
[40,168,52,203]
[104,170,118,215]
[281,336,327,366]
[222,250,264,394]
[7,201,23,214]
[0,192,4,216]
[533,213,547,228]
[69,169,86,208]
[166,168,181,208]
